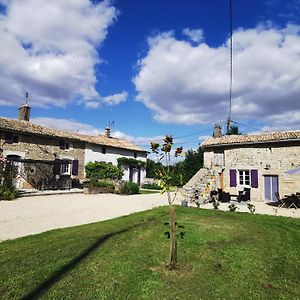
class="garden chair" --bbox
[275,192,285,208]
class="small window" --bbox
[102,147,106,154]
[213,149,224,166]
[134,152,137,158]
[4,133,19,144]
[238,170,250,186]
[4,132,14,144]
[59,141,71,150]
[60,163,71,175]
[13,135,19,143]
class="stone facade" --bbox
[0,113,147,190]
[204,141,300,202]
[0,131,85,189]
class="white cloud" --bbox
[31,117,101,135]
[0,0,121,108]
[102,91,128,106]
[112,130,164,145]
[31,117,161,147]
[260,111,300,132]
[182,28,203,43]
[134,25,300,130]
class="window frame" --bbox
[60,163,71,175]
[238,170,251,187]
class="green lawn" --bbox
[1,207,300,299]
[139,189,160,194]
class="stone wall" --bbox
[204,142,300,202]
[0,131,85,188]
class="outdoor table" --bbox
[284,194,300,208]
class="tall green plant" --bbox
[0,158,18,200]
[150,135,183,270]
[85,161,123,180]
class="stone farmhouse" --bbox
[0,103,147,190]
[186,128,300,203]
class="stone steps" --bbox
[183,167,217,202]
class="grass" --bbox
[139,189,161,194]
[1,207,300,299]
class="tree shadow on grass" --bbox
[21,222,148,300]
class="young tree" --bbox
[150,135,183,270]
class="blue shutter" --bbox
[229,169,237,187]
[251,170,258,188]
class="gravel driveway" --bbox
[1,193,299,241]
[0,193,178,241]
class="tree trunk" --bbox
[169,205,177,269]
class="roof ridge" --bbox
[202,129,300,147]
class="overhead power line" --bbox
[227,0,233,134]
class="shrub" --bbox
[119,181,139,195]
[142,183,162,190]
[0,189,19,200]
[212,198,220,210]
[85,161,123,180]
[247,203,256,213]
[84,179,115,188]
[0,159,18,201]
[228,203,238,212]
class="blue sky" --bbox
[0,0,300,151]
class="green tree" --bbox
[182,147,203,183]
[146,159,162,179]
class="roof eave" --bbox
[202,138,300,148]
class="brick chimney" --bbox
[104,127,110,138]
[18,93,31,121]
[213,124,222,138]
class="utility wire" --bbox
[226,0,233,134]
[229,0,233,120]
[173,128,212,139]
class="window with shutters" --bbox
[238,170,250,186]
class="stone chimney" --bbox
[213,124,222,138]
[104,127,111,138]
[18,93,31,121]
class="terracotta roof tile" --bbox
[202,130,300,147]
[0,117,146,152]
